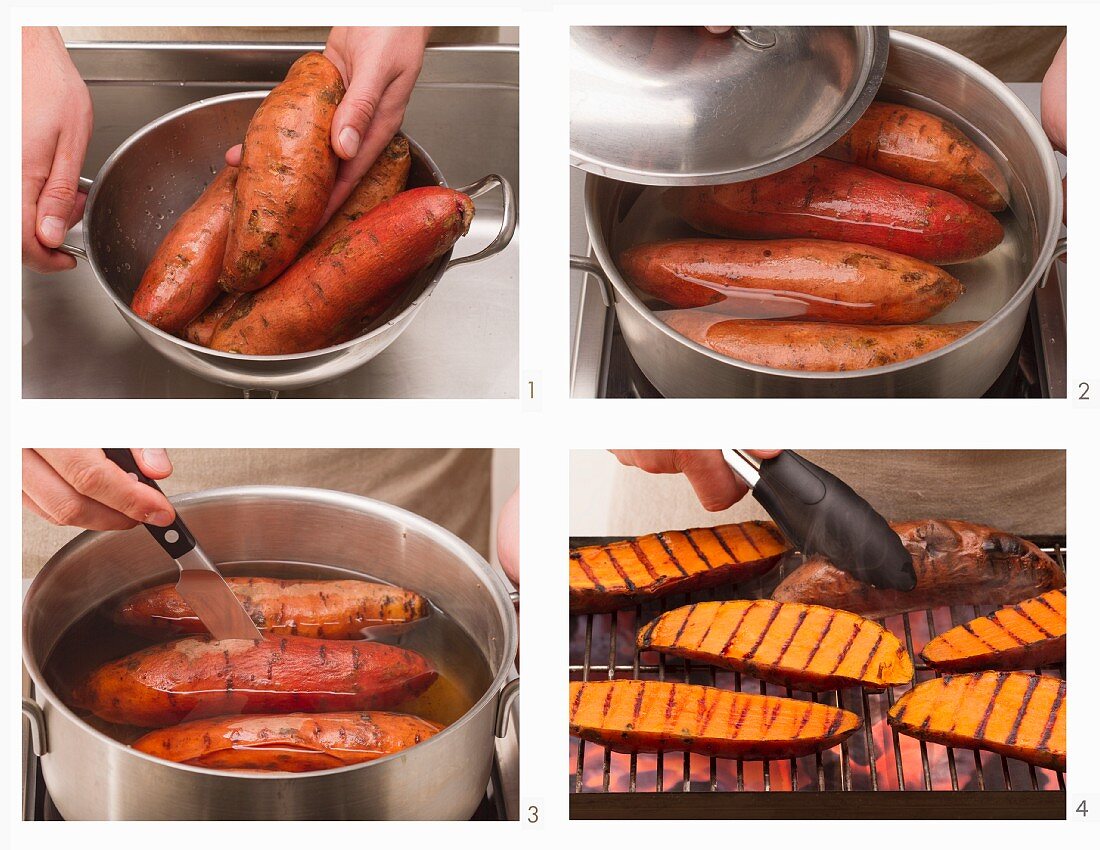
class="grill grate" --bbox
[569,538,1066,817]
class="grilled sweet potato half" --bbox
[570,521,790,614]
[133,711,440,772]
[772,519,1065,618]
[888,672,1065,771]
[639,600,914,692]
[921,589,1066,673]
[112,577,427,640]
[570,679,860,760]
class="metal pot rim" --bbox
[22,485,518,780]
[83,90,455,363]
[584,29,1065,382]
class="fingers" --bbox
[23,449,138,531]
[224,143,243,167]
[329,59,393,161]
[610,450,750,511]
[705,26,733,35]
[133,448,173,479]
[36,119,92,250]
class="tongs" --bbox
[721,449,917,591]
[103,449,263,641]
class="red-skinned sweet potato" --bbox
[181,291,240,346]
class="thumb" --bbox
[330,67,392,160]
[36,128,88,249]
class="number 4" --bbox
[1076,799,1087,817]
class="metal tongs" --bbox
[721,449,917,591]
[103,449,263,641]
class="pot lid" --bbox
[570,25,890,186]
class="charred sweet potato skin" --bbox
[220,53,345,293]
[209,187,474,354]
[772,519,1066,619]
[569,679,860,760]
[826,102,1008,212]
[112,577,428,640]
[74,635,437,727]
[619,238,963,324]
[130,166,238,334]
[132,710,440,772]
[666,157,1004,264]
[570,521,790,614]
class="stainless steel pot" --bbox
[60,91,516,394]
[574,31,1066,397]
[22,486,519,820]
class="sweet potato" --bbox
[570,521,790,614]
[570,679,860,760]
[662,311,979,371]
[665,156,1004,264]
[888,672,1065,771]
[181,291,240,346]
[921,589,1066,672]
[638,600,914,692]
[772,520,1066,619]
[74,635,437,727]
[132,711,440,772]
[826,102,1009,211]
[112,577,428,640]
[220,52,345,293]
[619,238,963,324]
[130,166,238,334]
[305,135,411,251]
[209,187,473,354]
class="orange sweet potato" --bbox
[826,102,1009,211]
[220,53,344,293]
[181,291,240,346]
[130,166,237,334]
[133,711,440,772]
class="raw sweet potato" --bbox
[181,291,240,346]
[570,521,790,614]
[662,311,979,371]
[569,679,860,760]
[665,156,1004,264]
[305,134,411,251]
[130,166,238,334]
[112,577,428,640]
[888,672,1065,770]
[921,589,1066,672]
[771,519,1066,619]
[209,187,473,354]
[826,102,1009,211]
[638,600,914,692]
[132,711,440,772]
[619,238,963,324]
[74,635,437,727]
[220,52,345,293]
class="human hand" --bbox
[496,487,519,586]
[1041,36,1066,223]
[22,27,93,273]
[23,449,175,531]
[610,449,782,512]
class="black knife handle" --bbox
[102,449,196,559]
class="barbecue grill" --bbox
[569,536,1066,819]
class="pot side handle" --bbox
[55,176,95,262]
[570,255,613,308]
[22,699,48,757]
[447,174,516,269]
[495,677,520,739]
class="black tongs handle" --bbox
[102,449,197,560]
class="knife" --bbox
[102,449,263,641]
[721,449,917,591]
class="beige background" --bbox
[899,26,1065,82]
[58,27,519,46]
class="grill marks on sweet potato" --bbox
[888,672,1065,770]
[921,589,1066,672]
[569,679,860,760]
[569,522,790,614]
[639,600,914,691]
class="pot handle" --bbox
[447,174,516,269]
[54,176,95,262]
[22,699,48,756]
[570,255,614,308]
[495,677,520,738]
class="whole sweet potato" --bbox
[181,291,240,346]
[130,166,238,334]
[220,52,345,293]
[665,156,1004,264]
[210,187,474,355]
[663,311,979,371]
[619,238,963,324]
[74,635,437,727]
[826,102,1009,211]
[133,711,440,772]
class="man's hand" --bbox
[23,449,175,531]
[497,487,519,587]
[610,450,781,512]
[1042,36,1066,224]
[22,27,93,273]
